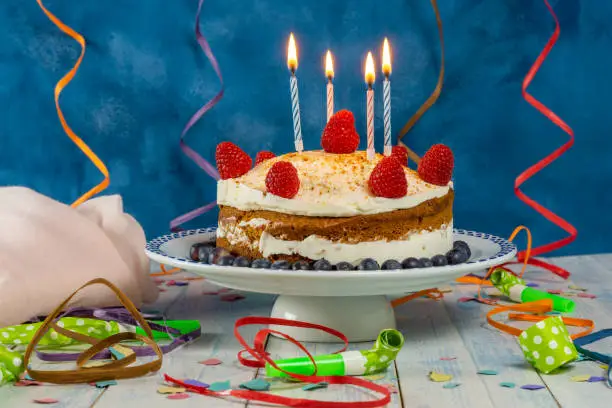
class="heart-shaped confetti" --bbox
[200,358,223,366]
[429,371,453,382]
[477,369,498,375]
[521,384,545,391]
[239,378,271,391]
[499,382,515,388]
[157,386,186,394]
[570,375,591,382]
[302,382,329,391]
[167,393,190,400]
[33,398,59,404]
[442,382,460,389]
[209,380,231,392]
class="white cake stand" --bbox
[146,228,516,342]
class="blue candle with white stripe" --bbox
[382,38,392,156]
[287,33,303,152]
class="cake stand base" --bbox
[269,295,396,343]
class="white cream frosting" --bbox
[217,150,452,217]
[217,222,453,265]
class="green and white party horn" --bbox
[265,329,404,378]
[490,269,575,313]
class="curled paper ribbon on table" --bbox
[170,0,223,231]
[397,0,444,166]
[36,0,110,207]
[515,0,577,273]
[486,300,594,374]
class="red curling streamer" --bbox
[515,0,577,279]
[165,316,391,407]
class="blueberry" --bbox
[381,260,402,270]
[419,257,433,268]
[190,243,204,261]
[196,245,215,263]
[401,257,422,269]
[251,258,272,269]
[233,256,251,267]
[431,254,448,267]
[446,248,469,265]
[207,248,230,264]
[313,259,332,271]
[271,260,291,270]
[292,260,313,270]
[216,255,235,266]
[454,241,471,258]
[335,262,354,271]
[358,258,380,271]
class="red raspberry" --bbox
[368,157,408,198]
[265,161,300,199]
[321,110,360,154]
[390,145,409,166]
[255,151,276,166]
[417,144,454,186]
[215,142,252,179]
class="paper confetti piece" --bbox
[95,380,117,388]
[174,281,189,287]
[364,374,385,381]
[577,293,597,299]
[167,393,190,400]
[383,384,399,394]
[166,280,177,286]
[220,294,245,302]
[499,382,516,388]
[239,378,271,391]
[568,285,587,292]
[302,382,329,391]
[477,369,498,375]
[547,289,563,294]
[570,375,591,382]
[521,384,545,391]
[526,282,539,287]
[202,291,220,295]
[199,358,222,366]
[440,357,457,361]
[429,372,453,382]
[600,365,609,370]
[157,386,186,394]
[588,376,606,383]
[14,380,43,387]
[209,380,231,392]
[458,297,476,303]
[564,292,577,297]
[33,398,59,404]
[442,382,461,389]
[184,379,209,388]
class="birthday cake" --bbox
[211,110,464,270]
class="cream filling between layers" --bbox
[218,180,451,217]
[217,221,453,265]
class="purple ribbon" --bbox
[170,0,224,231]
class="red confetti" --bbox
[33,398,59,404]
[577,293,597,299]
[220,294,245,302]
[547,289,563,294]
[440,357,457,361]
[458,297,476,303]
[167,393,190,400]
[199,358,223,366]
[166,280,177,286]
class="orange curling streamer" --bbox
[515,0,577,271]
[37,0,109,207]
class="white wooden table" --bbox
[2,254,611,407]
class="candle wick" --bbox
[368,83,373,90]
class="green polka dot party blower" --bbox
[490,269,575,313]
[265,329,404,378]
[518,316,578,374]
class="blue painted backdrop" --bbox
[0,0,609,255]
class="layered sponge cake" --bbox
[214,110,456,267]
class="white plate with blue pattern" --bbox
[145,228,517,297]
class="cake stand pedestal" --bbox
[145,227,517,343]
[269,295,395,342]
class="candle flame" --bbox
[365,52,375,85]
[325,50,334,79]
[382,38,391,76]
[287,33,298,72]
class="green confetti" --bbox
[500,382,516,388]
[477,369,498,375]
[442,382,461,389]
[302,382,329,391]
[209,380,231,392]
[239,378,270,391]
